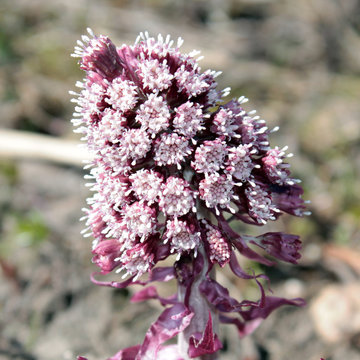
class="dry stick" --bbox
[0,128,92,167]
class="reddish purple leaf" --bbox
[131,286,177,306]
[188,312,222,358]
[136,303,193,359]
[108,345,141,360]
[252,232,302,264]
[220,296,305,337]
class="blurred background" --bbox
[0,0,360,359]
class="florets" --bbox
[135,93,171,136]
[159,177,195,217]
[72,28,306,282]
[164,219,201,259]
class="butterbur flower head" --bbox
[245,183,279,224]
[74,31,124,80]
[225,144,254,181]
[262,146,293,185]
[96,108,127,144]
[173,101,204,137]
[121,201,157,240]
[105,78,138,113]
[129,169,163,205]
[164,219,201,259]
[199,173,235,215]
[202,220,231,267]
[118,244,153,280]
[121,128,152,165]
[135,93,170,136]
[212,108,239,137]
[192,138,227,174]
[73,29,308,359]
[72,28,307,281]
[138,57,174,92]
[159,177,195,217]
[154,133,192,169]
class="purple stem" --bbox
[177,245,219,360]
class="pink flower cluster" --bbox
[72,29,308,359]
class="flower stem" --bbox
[177,245,219,360]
